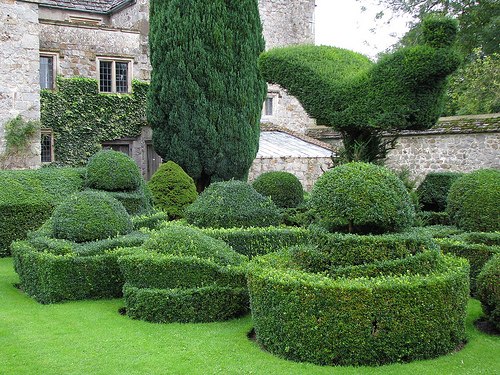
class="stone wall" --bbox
[0,0,41,169]
[249,156,333,192]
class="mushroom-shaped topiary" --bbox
[252,171,304,208]
[147,161,198,219]
[477,253,500,331]
[86,150,142,192]
[446,169,500,232]
[185,180,281,229]
[310,162,415,234]
[52,190,133,243]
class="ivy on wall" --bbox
[41,77,149,166]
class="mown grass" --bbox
[1,257,498,375]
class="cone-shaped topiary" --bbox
[477,253,500,330]
[310,162,415,234]
[147,161,198,219]
[52,190,133,243]
[252,171,304,208]
[86,150,142,192]
[185,180,281,229]
[446,169,500,232]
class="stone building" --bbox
[0,0,316,175]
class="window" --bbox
[97,58,132,93]
[262,94,278,119]
[264,96,274,116]
[40,53,57,90]
[40,129,54,163]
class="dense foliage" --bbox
[147,0,266,191]
[416,171,464,211]
[252,171,304,208]
[147,161,198,218]
[259,17,460,162]
[52,191,133,243]
[185,180,281,229]
[447,169,500,232]
[477,253,500,330]
[310,163,415,233]
[41,77,148,166]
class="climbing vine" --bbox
[40,77,148,166]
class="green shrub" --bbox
[131,211,169,230]
[477,253,500,330]
[252,171,304,208]
[185,180,281,228]
[416,211,450,226]
[247,250,469,366]
[447,169,500,232]
[147,161,198,218]
[0,168,85,256]
[201,226,311,258]
[460,232,500,246]
[310,162,415,234]
[52,191,133,243]
[86,150,142,192]
[416,172,463,211]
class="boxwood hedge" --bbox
[476,253,500,330]
[252,171,304,208]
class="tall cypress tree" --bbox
[147,0,266,192]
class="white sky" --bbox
[315,0,412,59]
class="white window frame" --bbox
[96,57,133,94]
[39,52,58,90]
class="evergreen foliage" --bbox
[147,0,266,191]
[252,171,304,208]
[416,171,464,211]
[259,16,460,162]
[477,253,500,330]
[147,161,198,219]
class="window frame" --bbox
[96,57,133,94]
[39,52,58,90]
[262,92,279,120]
[40,128,55,163]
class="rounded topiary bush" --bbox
[185,180,281,229]
[147,161,197,218]
[477,253,500,330]
[252,171,304,208]
[86,150,142,192]
[446,169,500,232]
[52,191,133,242]
[310,162,415,233]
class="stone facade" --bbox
[0,0,41,169]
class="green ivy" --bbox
[2,116,40,154]
[40,77,148,166]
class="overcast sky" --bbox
[315,0,412,59]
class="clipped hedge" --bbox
[477,253,500,330]
[201,226,311,258]
[447,169,500,232]
[185,180,281,229]
[416,172,463,211]
[252,171,304,208]
[310,163,415,234]
[0,167,85,256]
[248,243,469,366]
[147,161,198,219]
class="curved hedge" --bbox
[310,163,415,233]
[185,180,281,228]
[247,233,469,366]
[447,169,500,232]
[477,253,500,330]
[52,191,133,243]
[147,161,198,219]
[252,171,304,208]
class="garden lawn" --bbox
[1,257,498,375]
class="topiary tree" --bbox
[477,253,500,331]
[259,16,461,162]
[310,162,416,234]
[185,180,281,229]
[447,169,500,232]
[147,0,266,192]
[147,161,198,219]
[252,171,304,208]
[416,171,463,212]
[52,191,133,243]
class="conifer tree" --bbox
[147,0,266,191]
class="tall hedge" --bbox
[147,0,266,191]
[258,16,460,162]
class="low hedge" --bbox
[416,211,450,226]
[247,250,469,366]
[477,253,500,330]
[131,211,169,230]
[12,232,147,304]
[201,226,311,258]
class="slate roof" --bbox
[257,131,333,158]
[39,0,132,14]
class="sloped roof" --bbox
[39,0,132,14]
[257,130,332,158]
